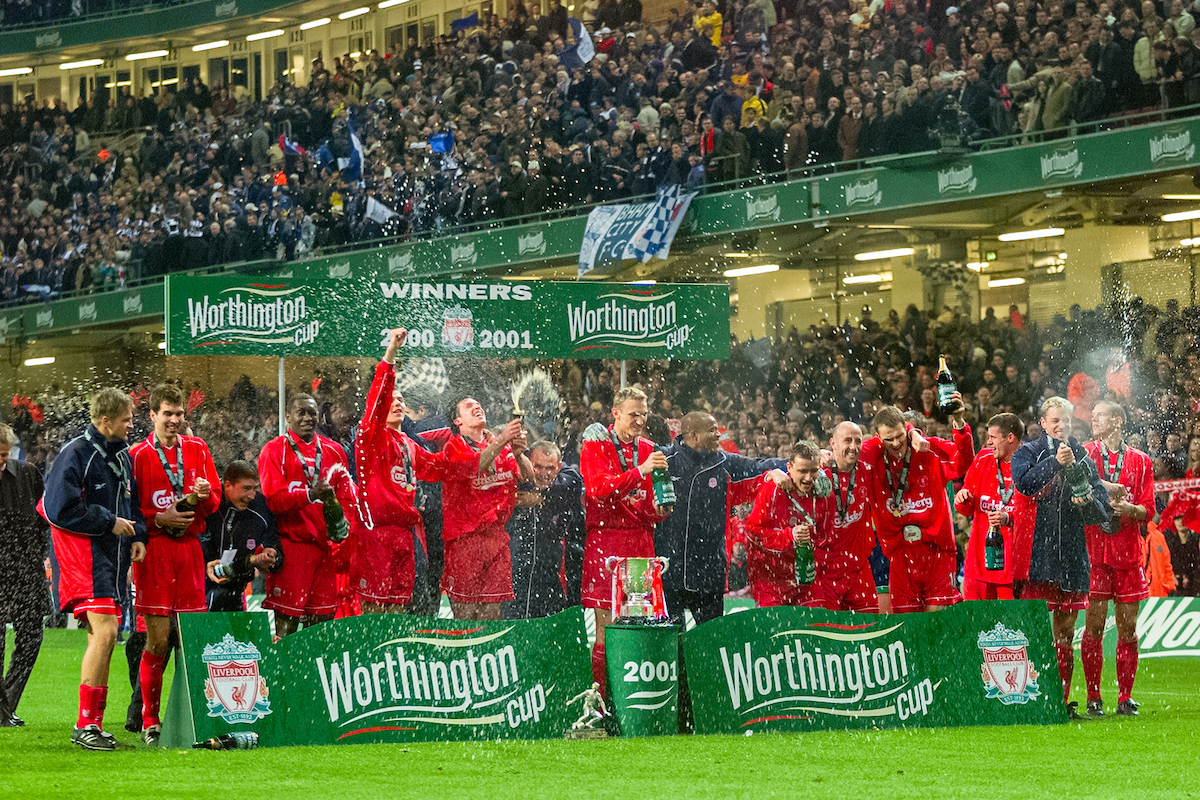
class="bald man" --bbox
[808,422,880,613]
[657,411,786,625]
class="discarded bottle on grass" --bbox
[193,732,259,750]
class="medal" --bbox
[882,447,913,517]
[287,432,323,488]
[1100,442,1125,483]
[831,463,856,523]
[154,436,185,499]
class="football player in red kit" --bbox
[1082,401,1153,716]
[579,387,672,694]
[746,440,833,608]
[353,328,446,612]
[860,400,973,613]
[258,394,358,636]
[955,413,1024,601]
[809,422,879,613]
[441,397,531,620]
[129,383,221,745]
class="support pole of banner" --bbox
[620,360,627,389]
[278,357,286,436]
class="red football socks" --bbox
[77,684,106,729]
[1055,643,1074,704]
[1081,633,1104,702]
[140,651,167,729]
[590,643,608,698]
[1116,638,1139,704]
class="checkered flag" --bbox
[398,357,449,396]
[629,186,696,263]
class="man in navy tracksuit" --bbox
[657,411,787,625]
[504,442,584,619]
[201,460,283,612]
[42,388,147,751]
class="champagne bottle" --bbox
[193,732,259,750]
[794,542,816,585]
[984,525,1005,571]
[322,489,350,543]
[651,467,676,507]
[174,490,199,512]
[936,355,962,414]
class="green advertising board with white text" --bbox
[682,601,1066,734]
[165,274,729,359]
[162,609,593,748]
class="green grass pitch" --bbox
[1,629,1197,799]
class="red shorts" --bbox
[889,545,961,613]
[806,563,879,613]
[351,524,418,605]
[963,576,1015,601]
[52,529,122,613]
[442,523,514,604]
[132,535,206,616]
[752,580,810,608]
[581,528,655,609]
[1024,580,1089,612]
[265,539,338,617]
[71,597,120,624]
[1090,563,1150,604]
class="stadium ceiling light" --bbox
[0,67,32,76]
[724,252,755,258]
[842,272,892,285]
[854,247,914,261]
[300,17,331,29]
[1162,209,1200,222]
[246,29,285,41]
[24,356,55,366]
[627,280,656,285]
[378,0,407,7]
[126,49,169,61]
[339,7,370,18]
[966,262,987,272]
[158,341,168,350]
[997,227,1065,241]
[60,59,104,70]
[723,264,779,278]
[988,277,1026,288]
[192,40,230,51]
[1162,194,1200,200]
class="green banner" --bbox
[0,0,301,56]
[0,286,163,342]
[165,274,729,359]
[163,609,593,747]
[814,118,1200,218]
[682,601,1066,735]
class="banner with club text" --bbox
[165,274,728,360]
[161,609,592,748]
[682,601,1066,735]
[578,187,698,278]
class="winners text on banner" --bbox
[165,276,729,360]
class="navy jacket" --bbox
[657,443,785,595]
[504,465,585,619]
[42,424,148,605]
[201,495,283,605]
[1012,435,1112,593]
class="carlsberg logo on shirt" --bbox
[187,285,321,347]
[567,290,691,352]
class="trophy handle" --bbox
[656,556,669,574]
[604,556,621,573]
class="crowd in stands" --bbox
[7,295,1200,594]
[5,0,1200,303]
